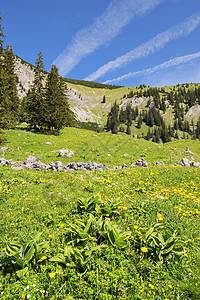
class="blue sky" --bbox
[1,0,200,87]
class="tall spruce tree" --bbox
[0,15,19,130]
[0,45,19,128]
[43,65,71,132]
[24,50,45,128]
[106,102,119,134]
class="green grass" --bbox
[0,127,200,299]
[2,127,200,167]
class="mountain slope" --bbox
[14,56,200,129]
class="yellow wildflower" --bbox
[141,247,148,253]
[168,284,172,289]
[49,272,56,278]
[41,256,47,260]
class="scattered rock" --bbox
[58,148,74,157]
[182,158,190,167]
[0,147,8,151]
[153,161,165,166]
[46,142,52,145]
[122,163,128,168]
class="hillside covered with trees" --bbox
[106,84,200,143]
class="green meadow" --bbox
[0,128,200,299]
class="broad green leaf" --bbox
[172,246,185,255]
[162,244,174,255]
[115,232,131,248]
[32,232,42,242]
[49,254,66,263]
[145,227,154,240]
[5,242,21,256]
[24,245,34,263]
[16,267,28,278]
[84,214,94,234]
[64,246,74,258]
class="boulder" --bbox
[58,148,74,157]
[153,161,165,166]
[67,162,78,170]
[182,158,190,167]
[11,166,23,171]
[55,161,63,169]
[130,163,137,167]
[122,163,128,168]
[142,161,148,167]
[0,158,9,166]
[23,155,37,165]
[190,161,200,168]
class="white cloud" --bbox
[103,52,200,84]
[85,12,200,81]
[52,0,162,76]
[145,64,200,87]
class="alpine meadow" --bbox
[0,2,200,300]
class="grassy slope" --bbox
[2,127,200,167]
[0,127,200,299]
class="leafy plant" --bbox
[1,233,49,276]
[133,224,185,263]
[76,193,101,213]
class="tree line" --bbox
[106,93,200,143]
[0,13,72,137]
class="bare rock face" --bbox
[14,58,35,98]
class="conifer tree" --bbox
[43,65,71,131]
[24,50,45,128]
[106,102,119,134]
[0,15,19,129]
[0,45,19,128]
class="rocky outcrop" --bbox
[14,57,35,98]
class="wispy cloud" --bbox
[103,52,200,84]
[52,0,162,76]
[85,13,200,81]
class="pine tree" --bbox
[0,45,19,128]
[24,50,45,128]
[106,102,119,134]
[0,15,19,129]
[146,127,152,140]
[196,119,200,139]
[126,124,131,135]
[43,65,71,132]
[110,102,119,134]
[137,115,142,129]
